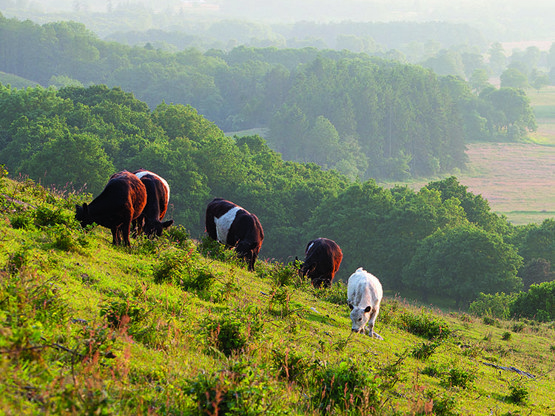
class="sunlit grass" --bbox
[1,175,555,415]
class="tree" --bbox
[425,176,508,234]
[488,42,506,76]
[500,68,529,89]
[469,68,490,93]
[403,224,523,307]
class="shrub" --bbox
[443,368,475,389]
[271,348,312,384]
[197,236,241,265]
[398,310,451,340]
[411,342,440,360]
[425,390,458,416]
[512,322,525,333]
[482,316,499,326]
[10,212,35,230]
[187,361,279,415]
[202,307,263,357]
[100,296,145,329]
[421,364,443,378]
[311,359,382,413]
[501,331,511,341]
[507,383,529,404]
[510,280,555,322]
[153,248,214,292]
[469,292,515,320]
[34,204,72,227]
[313,280,348,305]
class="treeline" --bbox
[1,84,553,311]
[0,14,537,180]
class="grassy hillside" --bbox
[1,174,555,415]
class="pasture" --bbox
[460,86,555,225]
[1,173,555,415]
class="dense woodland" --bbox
[0,84,553,313]
[0,13,540,180]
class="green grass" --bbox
[1,173,555,415]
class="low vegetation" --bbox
[1,172,555,415]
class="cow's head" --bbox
[348,303,372,333]
[236,240,259,271]
[299,262,316,278]
[75,203,92,228]
[144,219,174,237]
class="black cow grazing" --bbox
[132,169,173,237]
[299,238,343,288]
[205,198,264,271]
[75,170,147,246]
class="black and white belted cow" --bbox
[205,198,264,271]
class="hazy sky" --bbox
[7,0,555,42]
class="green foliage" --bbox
[507,383,530,405]
[411,341,440,360]
[398,310,452,340]
[1,174,555,415]
[403,224,523,306]
[153,248,214,292]
[510,280,555,321]
[312,359,382,413]
[186,360,280,415]
[443,367,476,389]
[271,348,313,383]
[469,292,516,320]
[202,307,263,357]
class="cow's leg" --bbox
[111,226,120,245]
[121,219,132,246]
[367,308,384,340]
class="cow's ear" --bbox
[364,306,372,313]
[162,220,174,229]
[348,303,354,310]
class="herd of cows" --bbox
[74,170,385,339]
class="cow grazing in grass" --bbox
[75,170,147,246]
[133,169,173,237]
[347,267,384,340]
[205,198,264,271]
[299,238,343,288]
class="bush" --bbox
[153,248,214,292]
[469,292,515,320]
[510,280,555,322]
[411,342,440,360]
[507,383,529,404]
[443,368,475,389]
[271,348,312,383]
[202,307,263,357]
[398,310,451,340]
[187,361,279,415]
[312,359,382,413]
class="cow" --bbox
[132,169,173,237]
[205,198,264,271]
[75,170,147,246]
[299,238,343,288]
[347,267,384,340]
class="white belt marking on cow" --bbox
[215,206,241,244]
[135,170,171,202]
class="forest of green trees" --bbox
[1,84,553,314]
[0,13,540,180]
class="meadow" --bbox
[459,86,555,225]
[1,172,555,415]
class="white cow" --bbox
[347,267,384,340]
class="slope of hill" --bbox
[1,174,555,415]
